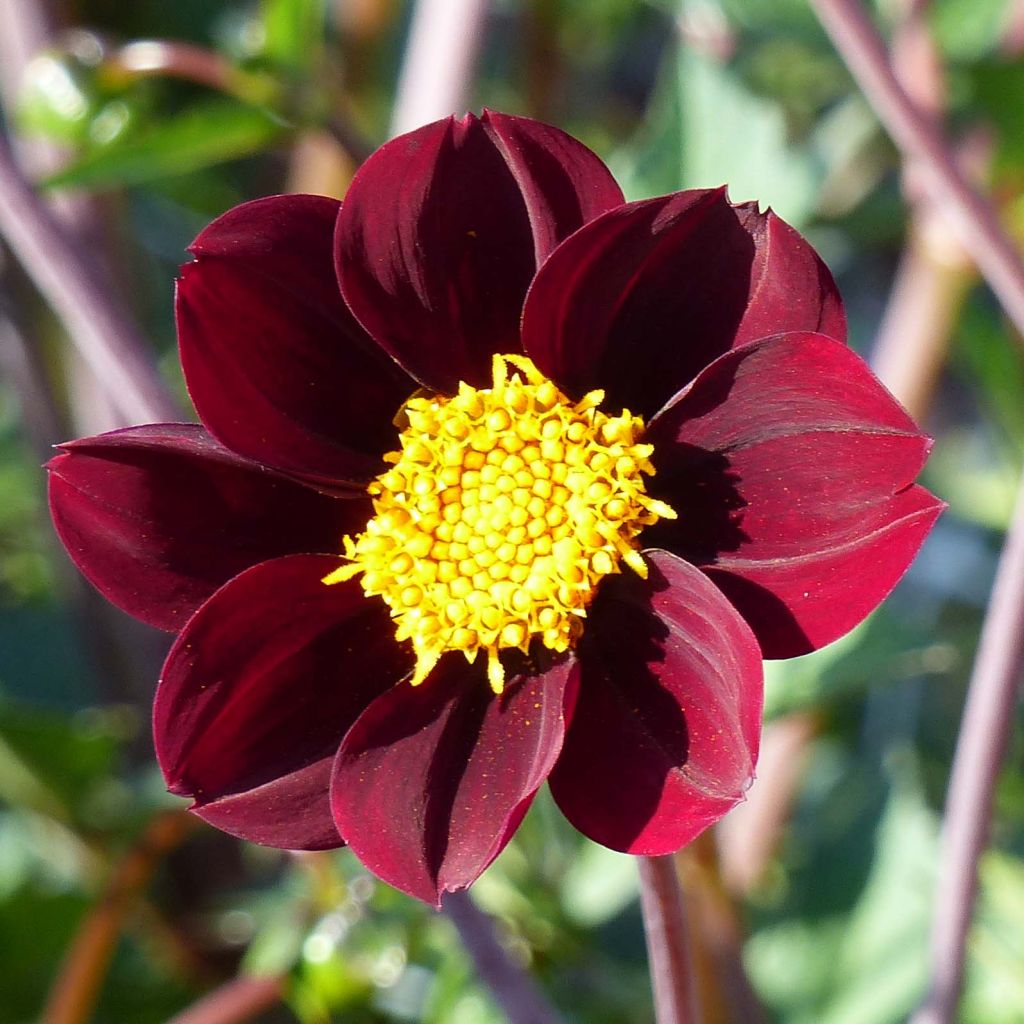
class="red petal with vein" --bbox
[645,332,945,657]
[549,551,762,854]
[480,109,623,263]
[331,653,578,905]
[335,112,622,393]
[154,555,412,850]
[47,424,365,631]
[177,194,412,483]
[521,189,845,417]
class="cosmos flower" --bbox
[47,111,942,904]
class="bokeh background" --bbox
[0,1,1022,1022]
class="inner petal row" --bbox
[324,354,675,693]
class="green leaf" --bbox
[15,51,97,144]
[43,98,286,190]
[969,61,1024,173]
[762,610,960,720]
[818,778,937,1024]
[678,48,823,225]
[0,696,120,823]
[613,47,824,225]
[747,774,939,1024]
[261,0,326,74]
[926,431,1019,532]
[929,0,1010,62]
[963,851,1024,1023]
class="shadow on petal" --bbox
[550,552,762,855]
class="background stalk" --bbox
[639,855,698,1024]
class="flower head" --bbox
[47,110,943,905]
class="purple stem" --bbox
[811,0,1024,338]
[638,856,697,1024]
[911,485,1024,1024]
[165,976,285,1024]
[389,0,490,136]
[0,130,180,425]
[443,891,566,1024]
[811,3,1024,1021]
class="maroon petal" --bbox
[331,653,578,905]
[154,555,412,850]
[334,111,623,393]
[47,424,366,632]
[48,421,368,630]
[549,551,762,855]
[521,188,846,417]
[177,194,413,483]
[480,110,625,263]
[644,332,945,657]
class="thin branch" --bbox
[870,216,972,420]
[103,40,252,96]
[679,834,767,1024]
[811,0,1024,338]
[718,712,818,896]
[0,129,180,424]
[41,812,194,1024]
[1001,0,1024,57]
[323,112,374,166]
[910,485,1024,1024]
[638,856,697,1024]
[443,891,566,1024]
[809,4,1024,1023]
[0,0,131,433]
[389,0,490,136]
[165,976,286,1024]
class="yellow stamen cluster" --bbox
[323,354,675,694]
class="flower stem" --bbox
[638,855,698,1024]
[443,890,566,1024]
[389,0,490,136]
[810,0,1024,338]
[0,129,180,425]
[165,976,285,1024]
[910,483,1024,1024]
[811,4,1024,1022]
[42,812,194,1024]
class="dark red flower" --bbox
[47,111,942,905]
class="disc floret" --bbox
[324,354,676,693]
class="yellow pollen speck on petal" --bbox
[324,353,676,693]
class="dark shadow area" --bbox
[559,565,691,848]
[645,445,749,563]
[597,196,757,418]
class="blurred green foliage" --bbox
[1,1,1023,1022]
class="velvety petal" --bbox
[47,424,367,632]
[177,194,412,483]
[644,332,945,657]
[331,652,578,905]
[521,188,846,417]
[549,551,762,855]
[480,109,624,263]
[334,111,623,393]
[154,555,412,850]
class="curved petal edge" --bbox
[550,551,763,855]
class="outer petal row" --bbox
[522,188,846,417]
[47,424,367,631]
[331,652,579,906]
[645,332,946,657]
[154,555,412,850]
[150,550,763,900]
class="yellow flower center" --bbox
[323,354,676,694]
